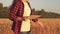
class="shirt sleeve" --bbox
[8,1,20,21]
[27,2,38,22]
[31,10,38,22]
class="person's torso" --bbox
[20,1,31,32]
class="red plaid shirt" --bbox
[8,1,37,34]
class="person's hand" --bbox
[23,16,30,21]
[17,17,22,21]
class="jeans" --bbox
[20,31,31,34]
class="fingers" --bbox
[17,17,22,21]
[23,17,29,21]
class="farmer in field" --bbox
[8,0,44,34]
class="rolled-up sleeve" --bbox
[32,18,38,22]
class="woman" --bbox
[8,0,44,34]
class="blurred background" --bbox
[0,0,60,18]
[0,0,60,34]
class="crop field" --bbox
[0,18,60,34]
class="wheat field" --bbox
[0,18,60,34]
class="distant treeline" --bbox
[0,3,60,18]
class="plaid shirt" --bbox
[8,1,37,34]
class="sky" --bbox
[0,0,60,14]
